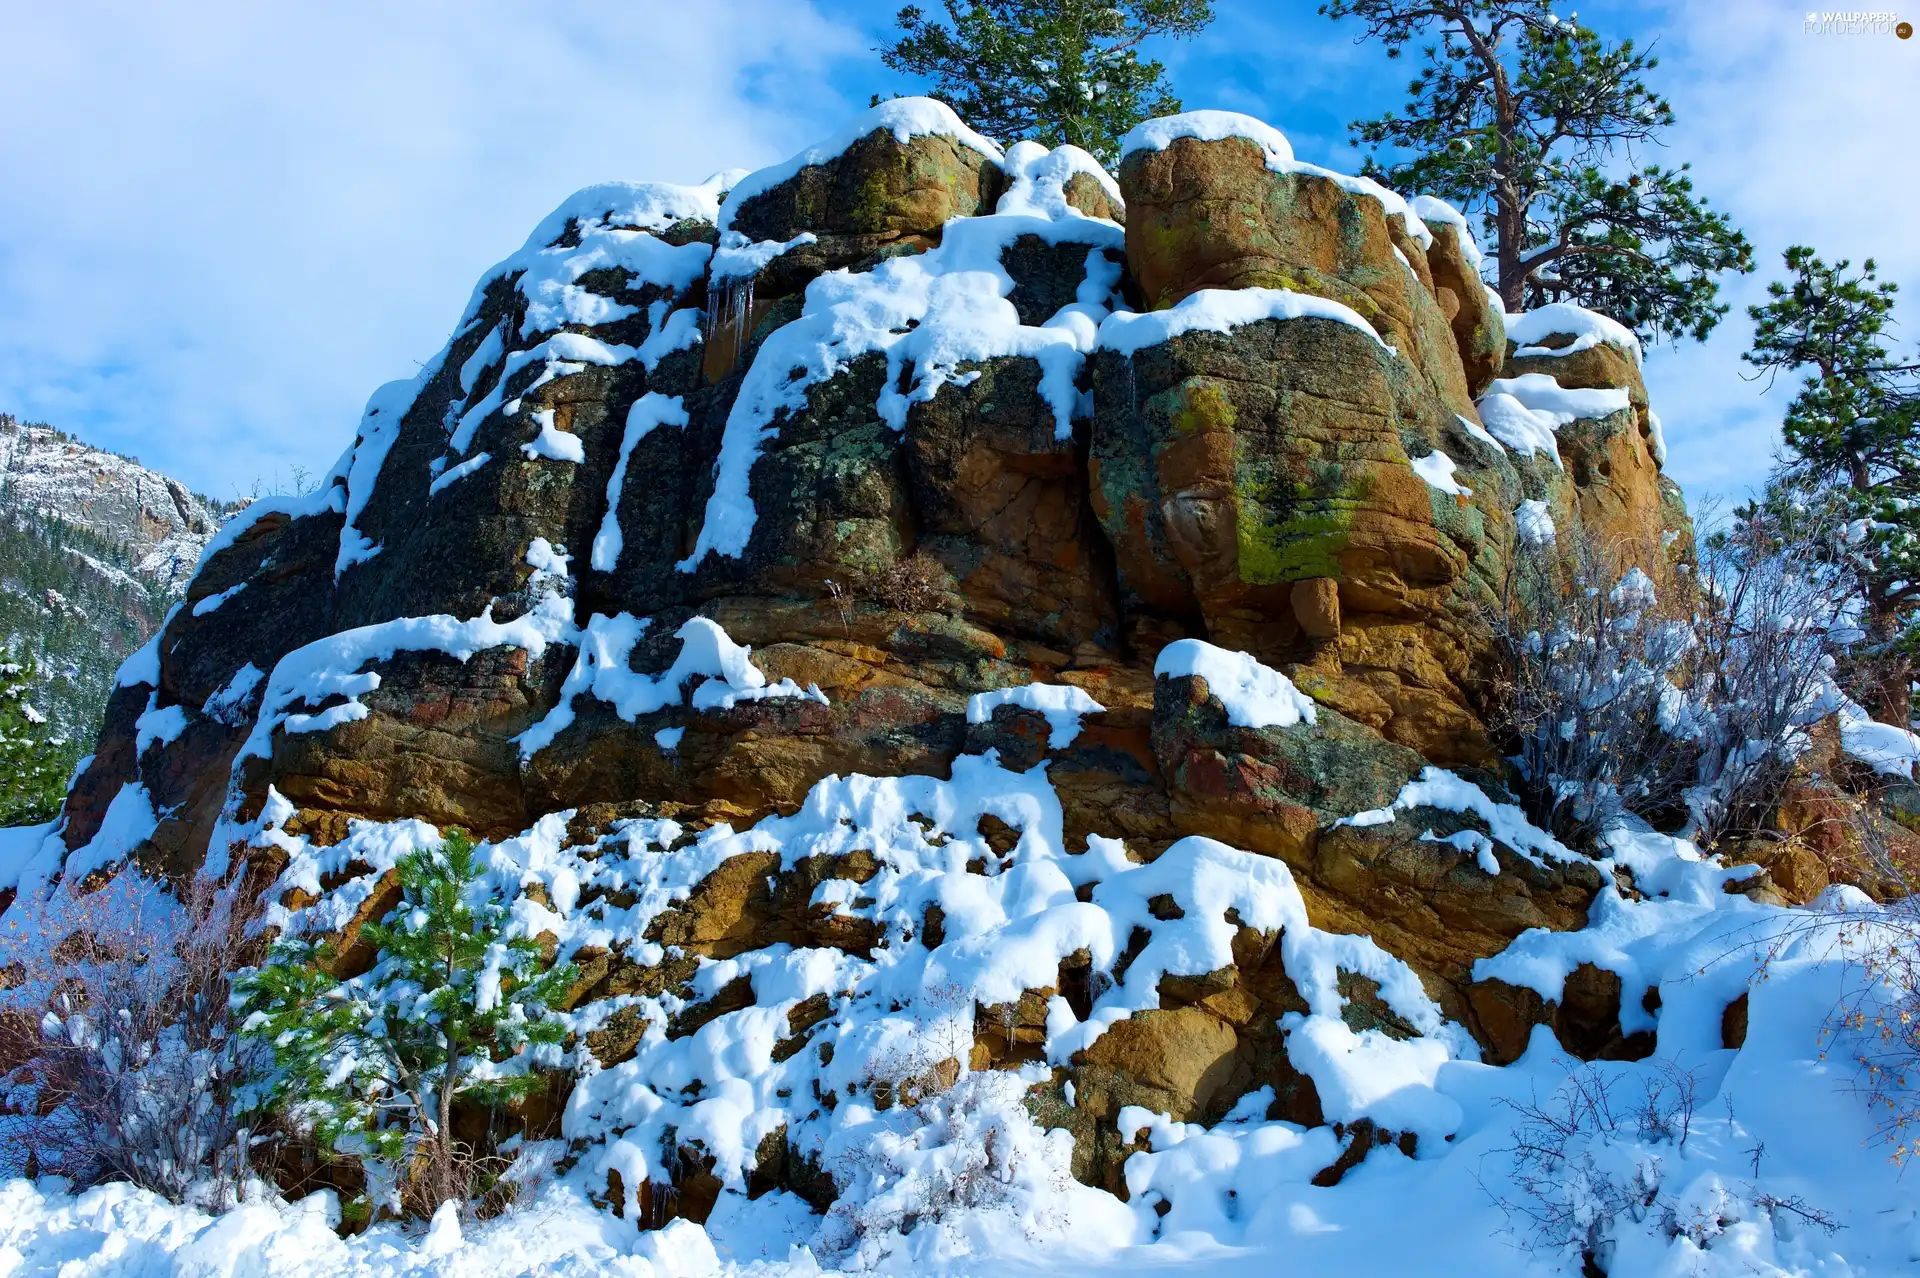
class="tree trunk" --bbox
[1862,598,1914,727]
[438,1033,458,1213]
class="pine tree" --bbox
[0,656,73,827]
[877,0,1214,166]
[237,829,575,1217]
[1745,246,1920,723]
[1323,0,1751,341]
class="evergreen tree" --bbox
[1744,246,1920,723]
[877,0,1214,165]
[237,830,575,1217]
[0,656,72,826]
[1323,0,1751,341]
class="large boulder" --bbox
[1410,196,1504,396]
[1118,119,1477,424]
[40,103,1699,1226]
[1498,303,1686,555]
[1089,308,1515,760]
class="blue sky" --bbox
[1,0,1915,510]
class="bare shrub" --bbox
[1785,806,1920,1162]
[0,866,268,1206]
[1491,1061,1833,1273]
[810,987,1073,1262]
[1487,505,1857,848]
[1682,506,1861,846]
[816,1069,1071,1263]
[858,552,955,615]
[1486,530,1701,842]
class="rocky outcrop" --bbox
[35,103,1699,1220]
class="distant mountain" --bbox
[0,413,233,762]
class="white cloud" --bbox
[0,0,864,496]
[1639,0,1920,506]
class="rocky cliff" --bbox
[0,415,228,751]
[35,102,1703,1215]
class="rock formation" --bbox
[27,102,1705,1216]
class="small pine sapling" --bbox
[237,828,575,1219]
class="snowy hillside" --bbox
[0,414,230,755]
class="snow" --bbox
[427,451,490,497]
[1476,371,1633,463]
[1610,565,1657,609]
[517,615,827,759]
[1515,498,1557,545]
[240,595,577,764]
[0,821,57,895]
[191,581,247,618]
[58,779,159,884]
[1097,287,1391,358]
[425,176,716,494]
[338,375,438,579]
[1505,300,1643,364]
[1647,405,1669,465]
[134,696,189,754]
[1120,111,1432,249]
[113,604,179,689]
[1409,194,1483,271]
[995,140,1123,223]
[680,168,1123,569]
[524,537,570,579]
[458,322,505,395]
[654,726,685,752]
[16,735,1920,1273]
[1837,699,1920,778]
[966,683,1106,748]
[593,393,688,573]
[1154,640,1318,730]
[710,230,818,283]
[203,662,264,726]
[520,409,586,463]
[716,98,1003,236]
[1410,450,1471,496]
[1341,766,1583,872]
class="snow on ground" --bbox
[10,617,1920,1273]
[6,756,1920,1274]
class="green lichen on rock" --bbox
[1233,457,1361,586]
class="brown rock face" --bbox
[1088,312,1514,761]
[1119,134,1478,424]
[1421,218,1505,397]
[1501,331,1681,555]
[724,127,1005,280]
